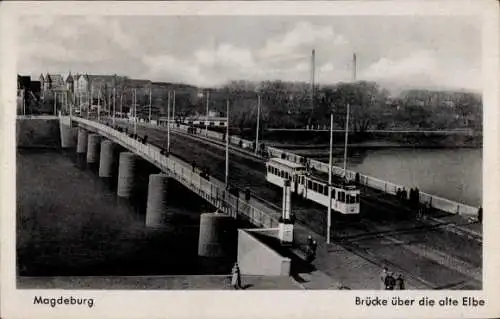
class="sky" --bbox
[18,15,482,92]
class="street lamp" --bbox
[327,112,333,244]
[225,98,230,187]
[255,93,261,155]
[205,90,210,136]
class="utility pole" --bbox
[113,87,116,126]
[255,93,261,155]
[343,103,350,180]
[327,112,333,244]
[134,89,137,135]
[120,91,123,118]
[225,98,230,187]
[148,86,152,123]
[89,87,93,120]
[205,90,210,136]
[311,49,316,113]
[54,92,57,115]
[172,90,176,125]
[97,89,101,122]
[167,91,171,152]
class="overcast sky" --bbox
[18,15,481,91]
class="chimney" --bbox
[352,53,357,82]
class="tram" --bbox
[265,157,360,215]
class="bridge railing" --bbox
[105,117,479,218]
[73,117,281,228]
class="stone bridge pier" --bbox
[69,124,238,262]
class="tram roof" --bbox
[268,157,306,169]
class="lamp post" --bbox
[167,91,171,152]
[327,112,333,244]
[343,103,350,180]
[225,98,230,187]
[205,90,210,136]
[97,89,101,122]
[172,90,176,125]
[133,89,137,135]
[255,93,261,155]
[113,87,116,126]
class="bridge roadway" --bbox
[111,121,481,289]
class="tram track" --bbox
[112,122,482,289]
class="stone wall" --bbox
[17,118,61,149]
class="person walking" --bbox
[380,267,388,290]
[385,272,396,290]
[395,274,405,290]
[401,188,407,202]
[231,263,242,290]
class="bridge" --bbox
[49,113,483,289]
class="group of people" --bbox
[380,267,405,290]
[396,187,420,205]
[306,235,318,263]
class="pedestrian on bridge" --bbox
[401,188,407,201]
[395,274,405,290]
[384,272,396,290]
[380,267,388,290]
[231,263,242,290]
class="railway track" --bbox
[113,122,482,289]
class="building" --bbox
[39,73,66,92]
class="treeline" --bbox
[191,80,482,134]
[27,78,482,135]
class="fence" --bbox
[108,117,480,218]
[71,116,281,228]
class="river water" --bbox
[16,148,232,277]
[303,147,482,207]
[348,148,482,207]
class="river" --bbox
[16,149,232,277]
[293,147,482,207]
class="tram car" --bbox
[265,157,360,215]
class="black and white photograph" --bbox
[1,1,499,318]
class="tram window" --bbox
[339,192,345,202]
[324,186,328,196]
[302,176,305,184]
[307,180,312,189]
[332,190,336,199]
[356,194,360,203]
[318,184,323,194]
[313,182,318,192]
